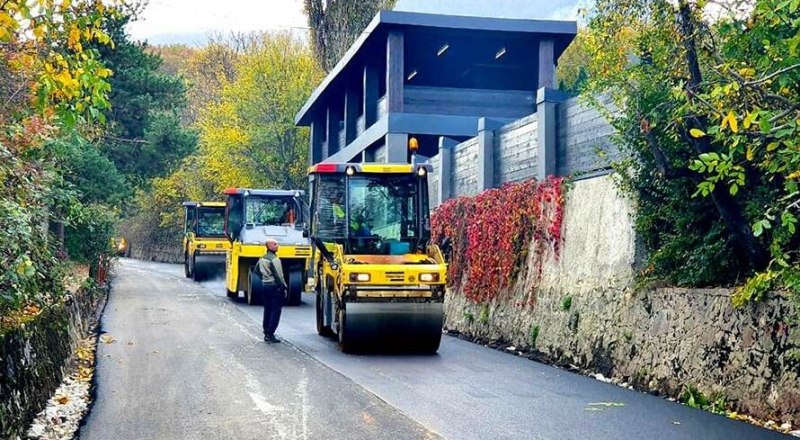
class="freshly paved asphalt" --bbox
[81,259,789,440]
[79,259,439,440]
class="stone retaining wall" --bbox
[119,220,183,264]
[443,174,800,423]
[0,285,106,439]
[129,243,182,264]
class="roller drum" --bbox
[340,302,443,353]
[193,253,226,281]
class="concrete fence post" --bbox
[438,137,457,204]
[536,87,568,179]
[477,118,505,191]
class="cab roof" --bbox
[223,188,305,197]
[182,201,226,208]
[308,163,433,175]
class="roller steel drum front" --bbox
[339,302,443,352]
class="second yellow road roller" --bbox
[223,188,312,306]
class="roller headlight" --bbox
[197,244,207,249]
[349,273,371,282]
[419,273,440,282]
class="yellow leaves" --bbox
[746,145,755,161]
[33,23,46,39]
[53,70,74,86]
[743,110,759,130]
[2,0,121,122]
[738,67,756,78]
[16,258,35,277]
[721,111,739,133]
[76,366,94,382]
[52,69,80,99]
[689,128,706,138]
[100,335,117,344]
[729,113,739,133]
[97,67,113,79]
[788,171,800,180]
[73,334,97,383]
[0,11,17,42]
[68,25,81,50]
[0,10,16,28]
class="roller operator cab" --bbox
[223,188,311,306]
[308,163,447,353]
[182,201,230,281]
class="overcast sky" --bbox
[127,0,584,46]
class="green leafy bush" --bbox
[580,0,799,298]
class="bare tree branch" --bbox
[746,63,800,86]
[100,135,151,145]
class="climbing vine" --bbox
[431,177,566,304]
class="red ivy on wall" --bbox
[431,177,566,304]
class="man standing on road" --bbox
[258,238,288,343]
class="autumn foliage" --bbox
[431,177,566,304]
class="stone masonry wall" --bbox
[0,285,106,439]
[129,242,182,264]
[443,174,800,423]
[118,221,183,264]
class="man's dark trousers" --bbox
[262,285,284,337]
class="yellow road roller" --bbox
[182,201,230,281]
[113,237,131,257]
[223,189,312,306]
[308,162,447,353]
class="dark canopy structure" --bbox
[296,10,576,164]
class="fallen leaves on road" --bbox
[100,335,116,344]
[726,411,795,434]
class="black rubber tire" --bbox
[191,256,204,282]
[184,253,191,278]
[315,288,333,337]
[337,307,353,353]
[247,269,263,306]
[286,270,303,306]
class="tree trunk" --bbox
[677,1,770,270]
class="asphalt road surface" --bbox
[80,259,789,440]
